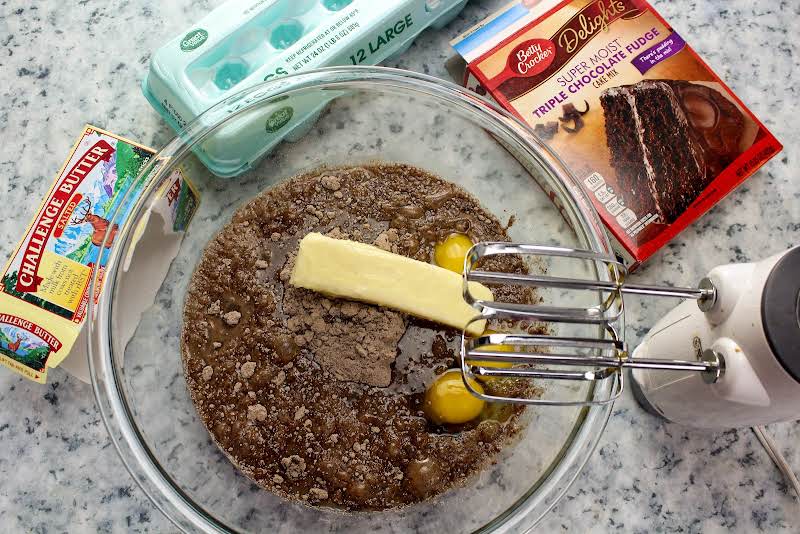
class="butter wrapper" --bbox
[0,125,199,383]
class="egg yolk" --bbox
[424,371,485,425]
[434,233,474,273]
[467,330,514,381]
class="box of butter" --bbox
[452,0,782,269]
[0,126,199,383]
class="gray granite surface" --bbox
[0,0,798,532]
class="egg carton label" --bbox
[0,126,199,383]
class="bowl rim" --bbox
[87,65,619,533]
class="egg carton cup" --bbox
[143,0,468,177]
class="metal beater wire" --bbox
[459,243,723,406]
[752,426,800,501]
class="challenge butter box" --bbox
[452,0,782,269]
[0,126,199,383]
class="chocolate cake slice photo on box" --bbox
[600,79,757,224]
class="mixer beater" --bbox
[458,243,724,406]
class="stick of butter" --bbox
[290,233,492,336]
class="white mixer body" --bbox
[632,248,800,429]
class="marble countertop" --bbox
[1,0,798,532]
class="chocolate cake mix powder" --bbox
[181,163,541,511]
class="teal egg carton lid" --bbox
[143,0,468,177]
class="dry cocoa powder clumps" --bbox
[309,487,329,501]
[221,310,241,326]
[281,455,306,479]
[206,300,221,315]
[247,404,268,422]
[240,361,256,379]
[279,267,406,388]
[201,366,214,382]
[181,164,537,511]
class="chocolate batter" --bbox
[181,163,538,510]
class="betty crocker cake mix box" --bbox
[452,0,782,269]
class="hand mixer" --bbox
[458,242,800,429]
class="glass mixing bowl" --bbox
[88,67,621,533]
